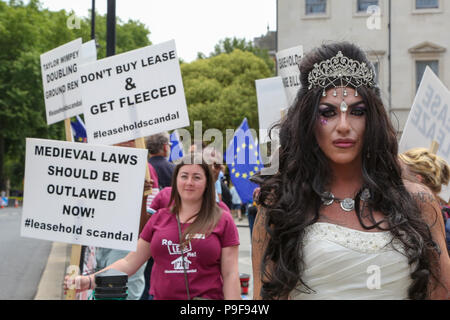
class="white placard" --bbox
[80,39,97,66]
[21,138,148,251]
[276,45,304,107]
[399,67,450,201]
[40,38,83,125]
[255,77,288,143]
[79,40,190,145]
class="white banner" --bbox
[276,45,304,107]
[21,138,148,251]
[399,66,450,201]
[255,76,288,143]
[79,40,190,145]
[40,38,83,125]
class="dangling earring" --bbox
[366,147,370,159]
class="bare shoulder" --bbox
[403,179,442,225]
[251,206,270,300]
[252,206,270,245]
[403,180,437,203]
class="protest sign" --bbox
[255,77,288,143]
[276,45,303,107]
[40,38,83,125]
[80,39,97,66]
[399,66,450,201]
[21,138,148,251]
[79,40,190,145]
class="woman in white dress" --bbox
[252,42,450,300]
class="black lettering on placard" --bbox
[81,68,113,83]
[43,59,59,70]
[101,152,137,165]
[102,171,120,182]
[45,84,66,99]
[281,75,300,88]
[60,50,79,63]
[277,54,301,70]
[47,184,116,201]
[62,205,95,218]
[116,61,137,74]
[67,80,79,91]
[118,85,176,108]
[34,146,97,161]
[125,77,136,90]
[86,229,133,242]
[46,64,77,83]
[140,50,176,67]
[90,100,115,115]
[35,145,45,156]
[48,165,98,180]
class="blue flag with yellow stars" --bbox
[225,118,264,204]
[70,115,87,143]
[169,130,184,163]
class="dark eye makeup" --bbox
[318,105,337,118]
[318,102,366,118]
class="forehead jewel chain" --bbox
[307,51,375,113]
[320,188,370,212]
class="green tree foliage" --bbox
[0,0,151,191]
[207,37,275,74]
[181,49,273,150]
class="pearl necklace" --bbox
[320,188,370,212]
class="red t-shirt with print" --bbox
[139,207,239,300]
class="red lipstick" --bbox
[333,139,356,148]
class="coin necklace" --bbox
[320,188,370,212]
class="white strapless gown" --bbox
[289,222,413,300]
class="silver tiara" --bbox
[307,51,375,97]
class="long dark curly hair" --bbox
[257,42,441,299]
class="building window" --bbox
[416,60,439,90]
[416,0,439,9]
[357,0,379,12]
[305,0,327,14]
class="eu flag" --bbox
[70,115,87,143]
[169,130,184,162]
[225,118,264,204]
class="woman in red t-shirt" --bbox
[64,153,241,300]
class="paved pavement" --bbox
[0,207,52,300]
[235,216,253,299]
[34,214,254,300]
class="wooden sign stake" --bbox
[134,137,152,197]
[429,140,439,155]
[64,118,82,300]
